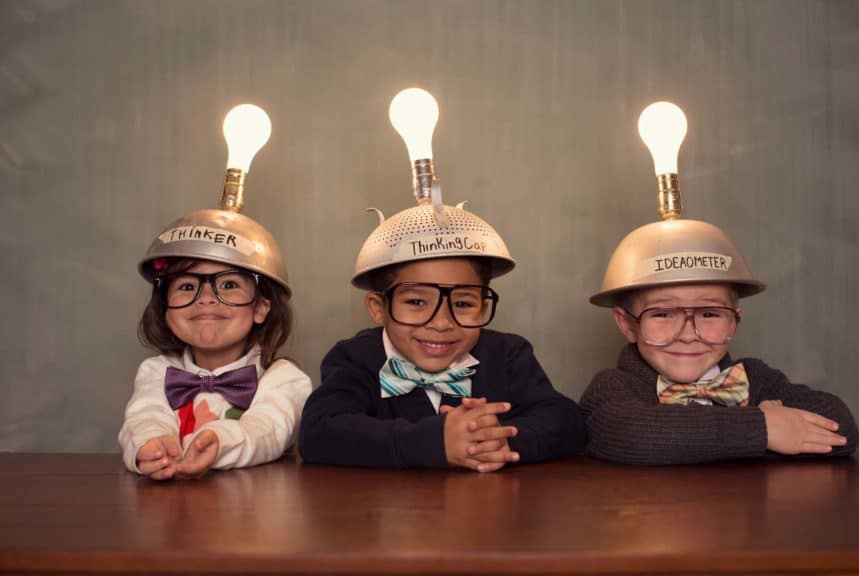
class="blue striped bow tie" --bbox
[379,356,475,399]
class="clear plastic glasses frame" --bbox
[623,306,740,346]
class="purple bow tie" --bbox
[164,365,258,411]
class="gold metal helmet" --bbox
[591,101,765,307]
[590,218,765,307]
[352,87,514,290]
[138,104,290,293]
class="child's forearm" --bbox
[505,395,587,462]
[299,407,448,468]
[119,359,182,473]
[583,395,768,465]
[203,360,312,470]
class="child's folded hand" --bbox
[441,398,518,473]
[466,437,520,471]
[136,435,181,481]
[176,429,220,478]
[760,401,847,455]
[461,397,520,470]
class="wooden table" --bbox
[1,454,857,575]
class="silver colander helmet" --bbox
[352,201,515,290]
[139,208,290,294]
[590,218,765,307]
[358,87,514,289]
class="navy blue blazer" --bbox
[299,327,587,468]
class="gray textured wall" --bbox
[1,0,857,452]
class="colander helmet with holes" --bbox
[352,200,515,290]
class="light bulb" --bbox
[223,104,272,172]
[389,88,439,163]
[638,101,687,175]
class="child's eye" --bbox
[700,308,726,319]
[453,299,477,309]
[404,298,427,307]
[648,309,673,319]
[176,282,197,292]
[220,280,240,290]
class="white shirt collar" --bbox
[181,344,262,376]
[381,328,479,371]
[696,364,721,383]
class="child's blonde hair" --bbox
[618,283,740,313]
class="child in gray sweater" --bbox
[581,219,856,465]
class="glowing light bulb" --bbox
[389,88,439,163]
[638,101,687,175]
[223,104,272,172]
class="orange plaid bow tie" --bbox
[657,363,749,407]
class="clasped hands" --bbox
[135,430,220,481]
[441,397,520,473]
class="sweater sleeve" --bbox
[298,342,448,468]
[191,359,312,470]
[501,337,587,462]
[118,356,180,473]
[580,368,768,465]
[746,358,857,457]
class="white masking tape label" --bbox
[159,226,256,255]
[637,251,732,279]
[395,234,489,259]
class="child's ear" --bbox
[613,307,638,343]
[253,297,272,324]
[364,292,386,326]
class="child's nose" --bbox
[677,314,699,342]
[197,281,218,304]
[426,298,455,330]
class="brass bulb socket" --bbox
[412,158,436,204]
[219,168,246,213]
[656,172,681,220]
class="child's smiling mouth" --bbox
[190,313,226,321]
[416,338,457,355]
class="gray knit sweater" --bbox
[580,345,857,465]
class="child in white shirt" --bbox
[119,211,311,480]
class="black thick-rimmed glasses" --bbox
[155,269,260,309]
[382,282,499,328]
[623,306,740,346]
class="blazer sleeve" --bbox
[193,359,312,470]
[579,369,769,465]
[500,337,588,462]
[747,358,857,457]
[298,341,448,468]
[117,357,180,473]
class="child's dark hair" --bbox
[138,258,292,368]
[364,257,494,292]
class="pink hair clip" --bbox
[152,258,168,271]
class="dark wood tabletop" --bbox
[1,453,857,575]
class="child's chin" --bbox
[413,359,452,373]
[664,367,709,383]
